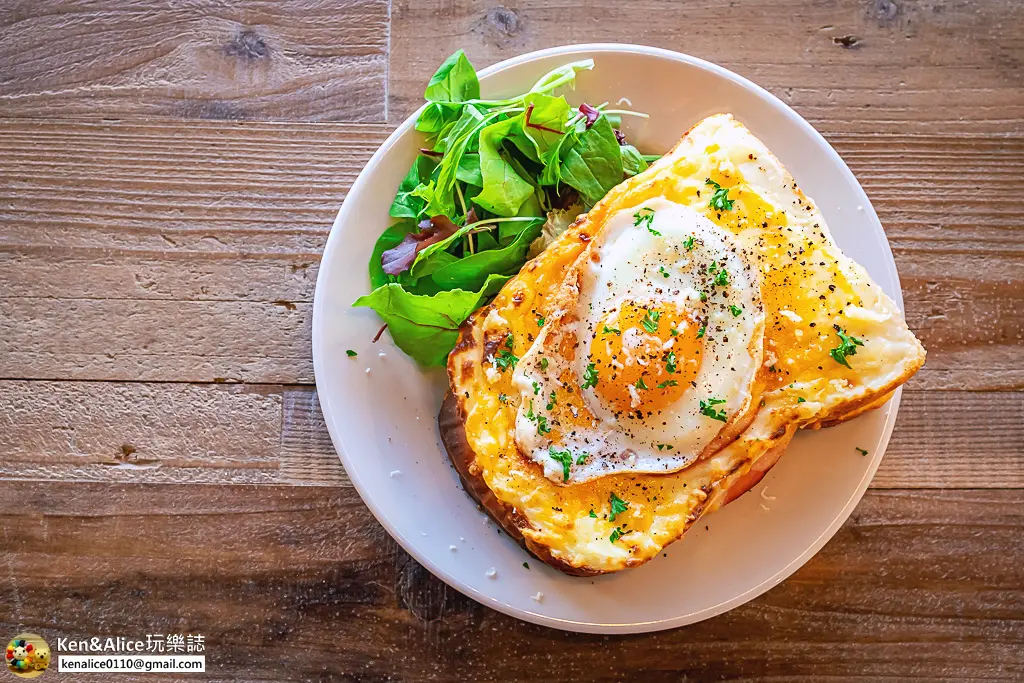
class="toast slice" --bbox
[441,114,925,575]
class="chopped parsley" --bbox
[706,178,735,211]
[657,379,679,388]
[641,309,661,333]
[610,527,623,543]
[856,447,868,456]
[582,362,599,389]
[664,350,678,374]
[526,400,551,435]
[729,304,743,317]
[494,349,519,371]
[536,416,551,435]
[539,357,549,371]
[532,381,540,395]
[683,235,695,251]
[498,393,509,404]
[797,397,806,403]
[697,325,706,339]
[576,452,588,465]
[546,390,557,410]
[658,265,670,278]
[635,377,649,390]
[346,349,357,357]
[609,493,629,522]
[588,509,597,518]
[699,397,727,422]
[656,443,674,451]
[522,562,530,569]
[699,290,708,302]
[670,327,679,336]
[714,269,730,287]
[633,207,656,232]
[491,350,516,370]
[708,262,718,274]
[537,316,545,327]
[548,447,573,482]
[602,325,621,335]
[830,327,865,368]
[504,333,514,348]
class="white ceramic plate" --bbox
[313,44,903,633]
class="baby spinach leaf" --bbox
[430,219,543,291]
[560,115,623,206]
[424,49,480,103]
[456,153,482,187]
[473,116,536,216]
[620,144,649,178]
[521,93,570,160]
[390,155,439,218]
[353,273,508,367]
[415,102,462,143]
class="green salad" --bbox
[354,50,653,366]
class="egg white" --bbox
[513,198,765,484]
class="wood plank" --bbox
[2,382,1020,490]
[0,381,349,486]
[389,0,1024,134]
[0,0,389,121]
[0,483,1020,680]
[2,120,1021,387]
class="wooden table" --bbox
[2,1,1021,680]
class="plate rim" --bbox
[312,42,905,633]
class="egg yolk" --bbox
[589,302,702,416]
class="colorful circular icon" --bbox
[5,634,50,678]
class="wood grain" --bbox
[2,382,1020,489]
[2,120,1022,388]
[1,0,1022,677]
[389,0,1024,134]
[1,483,1020,680]
[0,0,390,121]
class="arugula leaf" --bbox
[352,274,508,367]
[528,59,595,96]
[390,155,439,218]
[560,115,624,206]
[424,49,480,103]
[473,116,536,216]
[428,105,497,217]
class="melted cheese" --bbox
[448,114,926,573]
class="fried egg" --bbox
[512,199,765,483]
[444,114,926,574]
